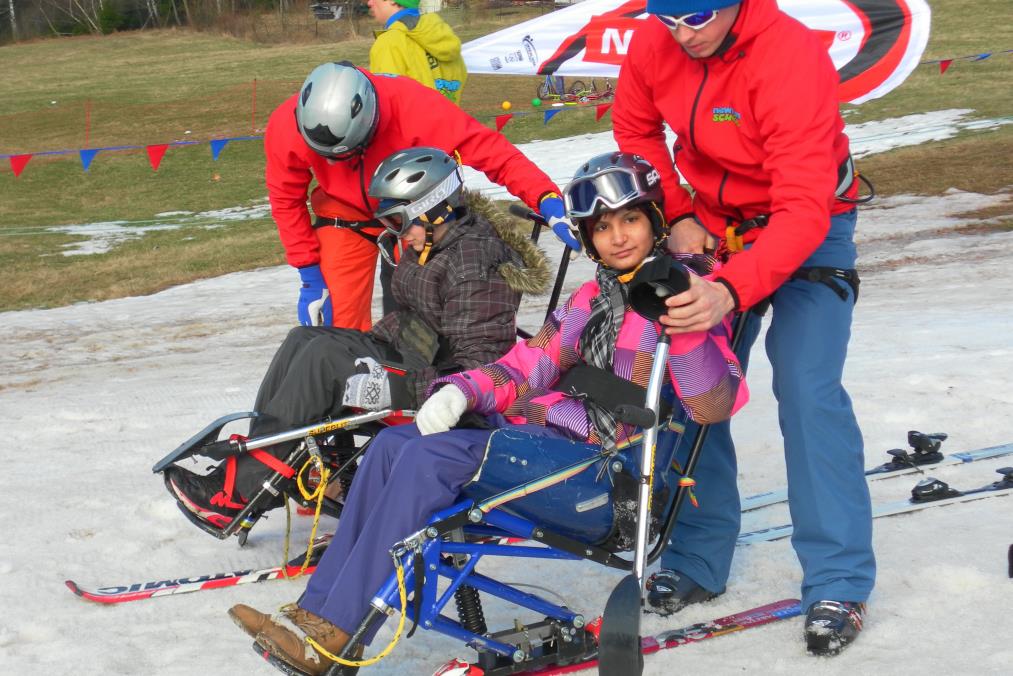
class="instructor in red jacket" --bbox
[613,0,873,655]
[265,62,578,330]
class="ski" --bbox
[741,434,1013,512]
[65,535,331,604]
[739,467,1013,545]
[506,598,801,675]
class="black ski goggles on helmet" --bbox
[564,167,648,220]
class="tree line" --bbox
[0,0,367,41]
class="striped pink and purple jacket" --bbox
[431,273,748,447]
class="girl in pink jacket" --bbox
[229,152,747,675]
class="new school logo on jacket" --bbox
[712,107,742,126]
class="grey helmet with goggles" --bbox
[563,152,668,264]
[369,147,464,265]
[296,63,379,159]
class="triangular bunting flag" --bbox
[595,103,613,122]
[210,139,230,160]
[939,59,953,74]
[9,154,32,178]
[146,144,169,171]
[543,109,561,125]
[79,149,100,172]
[972,53,992,61]
[494,114,514,133]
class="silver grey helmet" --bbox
[296,63,379,159]
[369,147,464,234]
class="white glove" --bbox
[416,385,468,435]
[342,358,391,411]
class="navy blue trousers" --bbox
[662,209,876,609]
[298,424,493,642]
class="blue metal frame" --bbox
[370,501,589,659]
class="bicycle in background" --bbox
[536,75,615,104]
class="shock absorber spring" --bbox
[454,585,487,635]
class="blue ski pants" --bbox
[662,209,876,610]
[298,423,494,642]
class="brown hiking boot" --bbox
[254,605,351,676]
[228,602,291,638]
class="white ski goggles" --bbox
[564,167,647,219]
[655,10,720,31]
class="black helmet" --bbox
[296,63,379,159]
[563,152,667,263]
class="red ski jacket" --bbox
[265,70,558,269]
[613,0,856,310]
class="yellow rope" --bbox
[307,554,409,667]
[280,455,331,580]
[276,455,411,666]
[294,456,330,577]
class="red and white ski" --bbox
[529,598,801,675]
[65,536,331,604]
[433,598,802,676]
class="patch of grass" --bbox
[856,127,1013,196]
[0,217,281,310]
[0,2,1010,311]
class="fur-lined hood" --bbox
[460,190,553,296]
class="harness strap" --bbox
[249,448,297,479]
[405,549,426,638]
[791,266,860,303]
[212,456,247,510]
[722,155,858,254]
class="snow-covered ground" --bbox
[1,119,1012,675]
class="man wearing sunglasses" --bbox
[612,0,872,656]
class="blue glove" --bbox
[297,264,332,327]
[539,195,582,252]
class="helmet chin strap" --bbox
[415,204,455,266]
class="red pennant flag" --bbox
[939,59,953,74]
[9,154,32,178]
[595,103,613,122]
[494,114,514,133]
[146,144,169,171]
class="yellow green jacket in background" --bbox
[370,13,467,105]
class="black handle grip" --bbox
[509,203,546,224]
[613,404,657,429]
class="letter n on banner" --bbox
[9,154,33,177]
[146,144,169,171]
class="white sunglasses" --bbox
[656,10,720,30]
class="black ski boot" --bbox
[804,600,866,656]
[165,461,248,529]
[644,569,721,616]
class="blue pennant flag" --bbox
[79,149,100,172]
[210,139,230,160]
[543,109,561,125]
[972,53,992,61]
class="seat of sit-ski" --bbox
[460,420,684,551]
